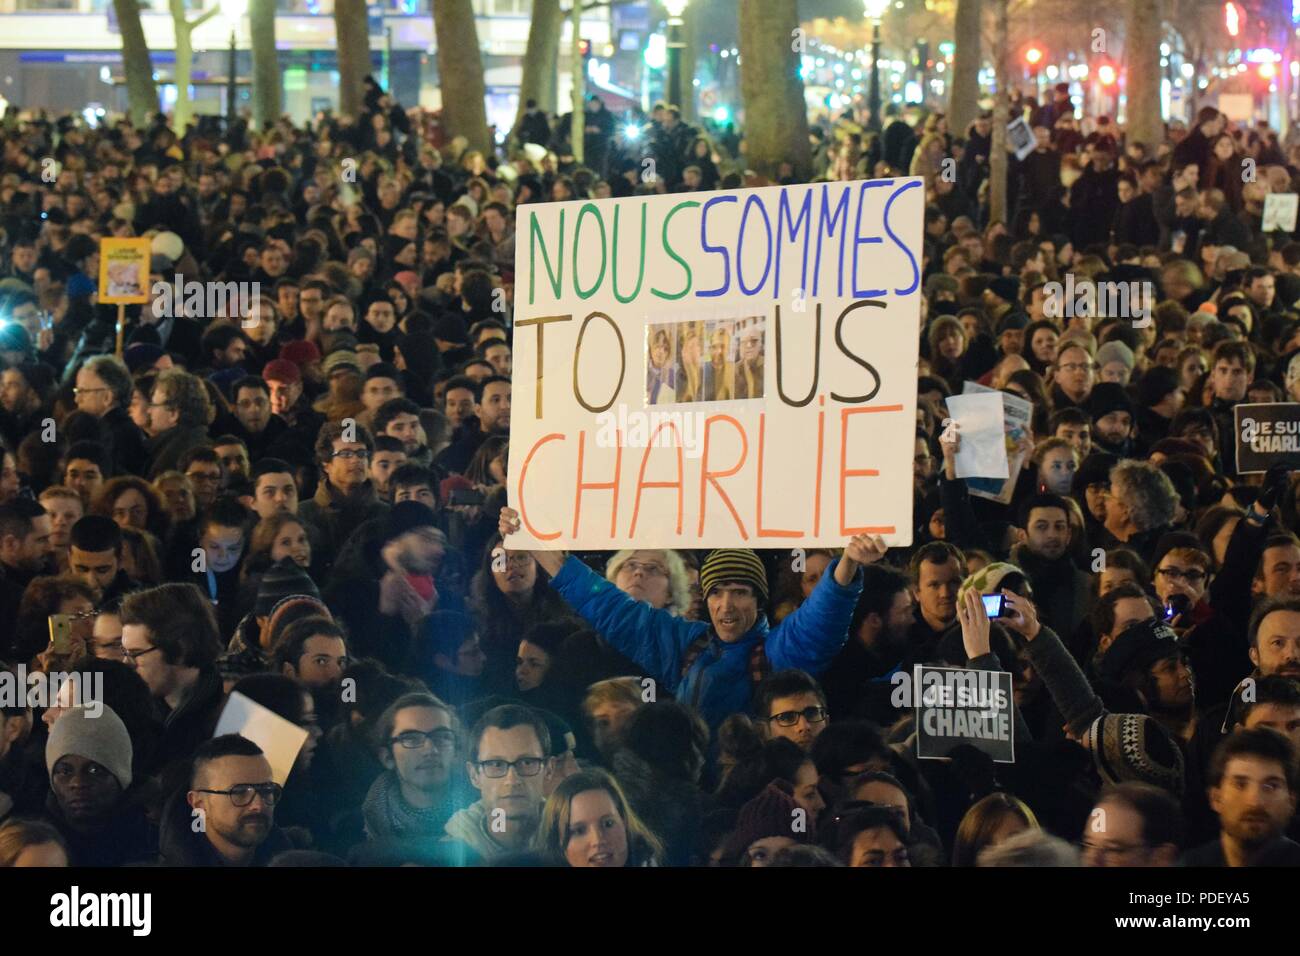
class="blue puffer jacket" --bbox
[550,555,864,729]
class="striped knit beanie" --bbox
[700,549,769,605]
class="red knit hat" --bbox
[721,780,811,862]
[279,339,322,368]
[263,358,301,384]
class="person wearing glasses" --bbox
[1049,341,1096,411]
[444,704,551,863]
[119,583,226,774]
[755,670,830,751]
[299,421,389,559]
[162,735,293,867]
[143,369,214,480]
[364,692,461,842]
[1079,781,1182,867]
[72,355,146,479]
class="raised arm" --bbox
[1001,589,1105,735]
[498,507,700,687]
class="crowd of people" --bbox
[0,75,1299,871]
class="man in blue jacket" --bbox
[498,507,885,729]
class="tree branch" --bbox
[190,4,221,28]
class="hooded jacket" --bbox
[548,555,863,729]
[442,799,513,864]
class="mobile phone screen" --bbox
[981,594,1004,619]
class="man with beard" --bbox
[822,565,915,724]
[162,735,294,866]
[0,499,54,653]
[1087,382,1137,458]
[435,376,510,476]
[1098,618,1198,744]
[273,617,349,726]
[364,692,461,843]
[1182,728,1300,865]
[1010,494,1093,641]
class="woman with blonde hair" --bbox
[951,792,1040,866]
[0,818,68,867]
[604,549,692,616]
[536,767,663,867]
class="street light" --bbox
[664,0,689,112]
[864,0,889,131]
[221,0,248,130]
[1025,46,1043,97]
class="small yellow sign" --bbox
[97,237,153,304]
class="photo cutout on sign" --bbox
[645,322,679,405]
[734,317,765,400]
[703,319,737,402]
[675,320,706,403]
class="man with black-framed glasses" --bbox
[756,669,830,751]
[162,734,294,866]
[364,692,461,842]
[1079,782,1182,867]
[445,704,551,863]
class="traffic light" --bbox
[578,39,592,58]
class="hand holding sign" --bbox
[499,506,566,577]
[836,533,888,586]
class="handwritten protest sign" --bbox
[914,664,1015,763]
[507,178,926,549]
[1235,403,1300,474]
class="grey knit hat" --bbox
[46,705,133,791]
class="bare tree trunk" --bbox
[170,0,195,135]
[513,0,562,142]
[989,0,1008,224]
[1124,0,1164,148]
[949,0,981,134]
[433,0,493,154]
[114,0,157,125]
[334,0,370,118]
[514,0,561,123]
[738,0,811,180]
[250,0,281,130]
[169,0,220,137]
[570,0,584,165]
